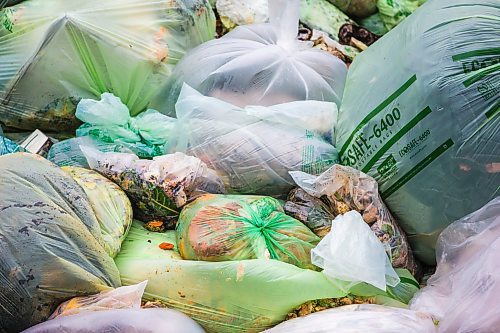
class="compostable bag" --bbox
[167,84,339,197]
[116,221,418,333]
[177,194,320,269]
[0,153,120,333]
[0,0,215,133]
[335,0,499,264]
[151,0,347,115]
[61,166,133,258]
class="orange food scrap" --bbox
[159,242,174,250]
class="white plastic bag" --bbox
[151,0,347,115]
[264,304,437,333]
[22,308,206,333]
[410,197,500,333]
[167,84,339,196]
[312,211,400,291]
[49,281,147,319]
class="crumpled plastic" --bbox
[311,211,400,291]
[410,197,500,333]
[82,147,225,227]
[76,93,176,158]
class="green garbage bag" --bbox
[0,0,215,133]
[116,221,418,333]
[0,153,121,333]
[76,93,176,158]
[376,0,419,30]
[177,194,320,269]
[335,0,499,264]
[62,166,133,258]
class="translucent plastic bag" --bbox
[0,0,215,133]
[47,136,134,168]
[76,93,176,158]
[177,194,320,269]
[289,164,416,272]
[0,153,120,333]
[151,0,347,115]
[410,197,500,333]
[264,304,437,333]
[82,147,225,227]
[22,308,206,333]
[335,0,499,264]
[62,166,133,258]
[312,211,400,291]
[167,84,339,197]
[376,0,420,30]
[116,221,418,333]
[49,281,147,319]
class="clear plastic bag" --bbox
[151,0,347,115]
[312,211,400,291]
[49,281,147,319]
[335,0,499,264]
[61,166,133,258]
[82,147,225,227]
[22,308,206,333]
[47,136,135,168]
[289,164,417,273]
[264,304,437,333]
[76,93,176,158]
[0,153,120,332]
[177,194,320,269]
[167,84,339,197]
[410,197,500,333]
[0,0,215,133]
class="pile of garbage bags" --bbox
[0,0,498,332]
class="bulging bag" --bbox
[151,0,347,115]
[167,85,339,197]
[0,153,121,333]
[0,0,215,133]
[335,0,499,264]
[177,194,320,269]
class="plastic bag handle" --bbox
[268,0,299,49]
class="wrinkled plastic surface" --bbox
[47,136,134,168]
[62,166,133,258]
[290,164,416,272]
[335,0,499,264]
[82,147,225,226]
[312,211,400,291]
[0,132,23,155]
[0,153,120,333]
[116,221,415,333]
[76,93,176,158]
[0,0,215,133]
[177,194,320,269]
[264,304,437,333]
[151,0,347,115]
[22,308,206,333]
[411,197,500,333]
[50,281,147,319]
[376,0,419,30]
[167,85,338,197]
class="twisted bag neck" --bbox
[269,0,300,50]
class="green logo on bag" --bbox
[378,154,397,177]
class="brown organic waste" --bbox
[287,296,375,320]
